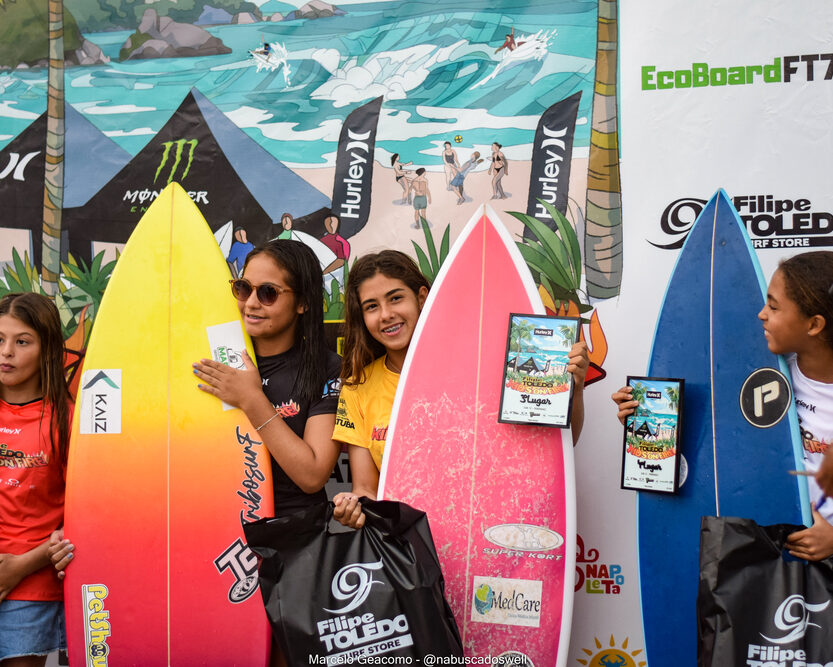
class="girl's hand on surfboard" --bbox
[193,351,262,410]
[332,492,366,529]
[47,530,75,580]
[786,510,833,561]
[817,450,833,497]
[611,386,638,425]
[567,341,589,388]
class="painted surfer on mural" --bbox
[277,213,294,240]
[489,142,509,200]
[227,226,254,275]
[450,151,483,205]
[495,27,523,53]
[320,212,350,280]
[409,168,431,229]
[441,141,461,191]
[391,153,413,205]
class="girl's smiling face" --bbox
[358,273,427,365]
[758,269,815,356]
[238,253,305,355]
[0,314,42,401]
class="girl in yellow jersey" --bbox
[332,251,428,528]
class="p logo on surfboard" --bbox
[739,367,792,428]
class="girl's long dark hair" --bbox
[341,250,430,385]
[243,239,329,405]
[0,293,71,461]
[779,251,833,349]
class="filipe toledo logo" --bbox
[761,594,829,644]
[316,560,414,659]
[653,195,833,250]
[325,561,384,613]
[746,595,832,665]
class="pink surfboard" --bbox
[379,206,576,665]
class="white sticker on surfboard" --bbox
[471,576,543,628]
[207,320,247,411]
[79,369,122,435]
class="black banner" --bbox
[525,92,581,237]
[65,91,272,263]
[330,96,383,238]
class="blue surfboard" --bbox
[637,189,809,666]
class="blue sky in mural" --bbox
[0,0,596,167]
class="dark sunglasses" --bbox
[229,278,293,306]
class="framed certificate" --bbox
[498,313,579,428]
[620,376,684,494]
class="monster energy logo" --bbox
[154,139,198,185]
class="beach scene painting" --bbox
[499,313,579,427]
[621,376,683,494]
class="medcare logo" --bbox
[652,195,833,250]
[642,53,833,91]
[470,576,543,628]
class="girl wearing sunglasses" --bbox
[192,240,342,518]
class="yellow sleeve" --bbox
[332,383,367,448]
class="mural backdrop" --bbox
[25,0,833,664]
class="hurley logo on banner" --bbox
[315,560,414,662]
[330,97,383,238]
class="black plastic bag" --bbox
[243,499,463,664]
[698,515,833,667]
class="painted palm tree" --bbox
[584,0,622,299]
[41,0,66,296]
[665,385,680,438]
[665,385,679,413]
[510,319,534,354]
[558,324,574,349]
[630,382,647,416]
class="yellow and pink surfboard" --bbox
[63,183,273,666]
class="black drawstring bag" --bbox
[243,499,463,664]
[698,515,833,667]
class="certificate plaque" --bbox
[498,313,579,428]
[621,376,684,494]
